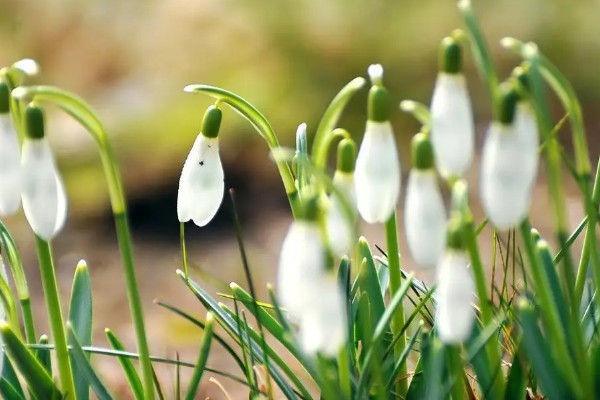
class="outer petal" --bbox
[299,275,347,357]
[435,251,475,343]
[404,170,447,268]
[0,115,22,215]
[277,221,325,317]
[514,102,539,190]
[480,123,531,230]
[177,134,224,227]
[326,171,356,256]
[355,121,401,223]
[21,138,68,240]
[431,74,475,177]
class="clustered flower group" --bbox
[175,35,540,357]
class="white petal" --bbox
[326,172,356,256]
[368,64,384,83]
[514,102,539,190]
[277,221,325,317]
[435,251,475,344]
[21,138,68,240]
[13,58,40,76]
[0,115,22,215]
[177,134,224,227]
[299,275,347,357]
[355,121,401,223]
[431,74,475,177]
[480,123,531,230]
[404,170,447,268]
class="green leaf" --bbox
[68,260,93,400]
[34,335,52,376]
[0,322,61,400]
[405,330,430,400]
[0,378,23,400]
[184,312,214,400]
[105,329,144,400]
[504,340,528,400]
[1,352,24,398]
[67,323,115,400]
[312,77,366,168]
[353,238,387,329]
[0,220,31,306]
[386,324,422,390]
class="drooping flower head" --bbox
[0,82,22,215]
[177,105,225,227]
[430,37,475,177]
[404,132,447,268]
[435,218,475,344]
[480,84,532,230]
[21,104,68,240]
[326,138,357,257]
[355,64,401,223]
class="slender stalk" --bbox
[180,222,189,279]
[448,346,466,400]
[384,211,407,397]
[20,298,36,344]
[34,236,76,399]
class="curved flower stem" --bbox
[384,212,407,397]
[34,236,76,399]
[13,85,155,400]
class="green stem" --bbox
[448,345,466,400]
[180,222,189,279]
[20,297,36,344]
[384,211,407,397]
[34,236,76,399]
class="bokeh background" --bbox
[2,0,600,397]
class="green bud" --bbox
[336,138,356,173]
[498,83,519,124]
[512,65,531,96]
[530,228,541,242]
[411,132,434,170]
[0,82,9,113]
[368,85,390,122]
[298,191,320,222]
[446,217,465,250]
[25,104,45,139]
[439,37,462,74]
[201,105,222,139]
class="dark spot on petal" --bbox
[199,160,204,166]
[208,144,212,148]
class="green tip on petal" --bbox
[0,82,9,113]
[201,105,222,139]
[336,138,356,173]
[446,217,465,250]
[368,85,390,122]
[411,132,434,170]
[439,36,462,74]
[25,104,45,139]
[498,83,519,124]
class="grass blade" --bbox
[105,329,144,400]
[184,312,214,400]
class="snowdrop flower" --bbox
[435,219,475,343]
[355,64,401,223]
[0,82,21,215]
[513,68,539,191]
[277,195,325,318]
[299,274,347,357]
[177,105,224,227]
[326,138,357,257]
[430,37,474,177]
[21,105,67,240]
[481,85,532,230]
[404,133,447,268]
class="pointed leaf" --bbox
[105,329,144,400]
[184,312,214,400]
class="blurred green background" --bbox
[2,0,600,396]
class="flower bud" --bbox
[0,82,21,215]
[21,105,68,240]
[177,105,225,227]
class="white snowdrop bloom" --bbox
[355,65,401,223]
[21,106,67,240]
[514,101,539,190]
[404,133,446,268]
[177,105,224,227]
[277,216,325,318]
[12,58,40,76]
[430,37,474,177]
[0,83,21,215]
[299,274,347,357]
[435,250,475,343]
[326,139,357,257]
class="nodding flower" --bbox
[299,273,347,357]
[277,194,325,318]
[21,105,68,240]
[435,218,475,344]
[404,133,447,268]
[0,82,21,215]
[513,67,539,192]
[326,138,357,257]
[177,105,225,227]
[355,64,401,223]
[480,84,532,230]
[430,37,474,178]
